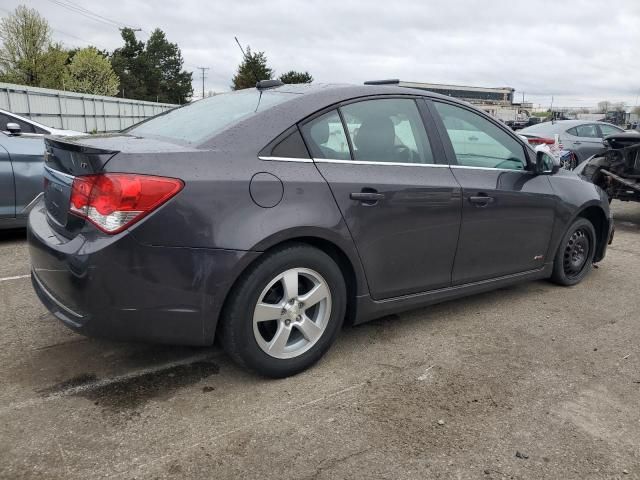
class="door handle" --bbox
[468,195,494,207]
[350,190,385,205]
[573,141,581,145]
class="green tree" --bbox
[144,29,192,103]
[110,27,147,99]
[0,5,51,85]
[38,43,69,89]
[110,28,192,103]
[231,47,273,90]
[65,47,119,96]
[279,70,313,84]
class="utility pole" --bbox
[197,67,209,99]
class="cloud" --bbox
[8,0,640,106]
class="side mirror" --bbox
[535,150,560,174]
[5,122,21,135]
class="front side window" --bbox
[300,110,351,160]
[341,99,434,164]
[433,102,527,170]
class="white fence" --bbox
[0,82,177,133]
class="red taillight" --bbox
[527,137,555,145]
[69,173,184,234]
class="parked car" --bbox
[28,81,613,377]
[0,108,83,136]
[0,129,48,229]
[519,120,625,165]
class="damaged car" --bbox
[575,133,640,202]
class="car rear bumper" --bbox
[28,202,260,345]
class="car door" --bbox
[301,97,462,300]
[429,100,556,285]
[1,134,45,218]
[0,136,15,219]
[565,124,606,161]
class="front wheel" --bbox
[220,244,346,378]
[550,218,596,286]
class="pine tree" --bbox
[279,71,313,84]
[231,48,273,90]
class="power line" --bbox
[44,0,141,30]
[197,67,209,99]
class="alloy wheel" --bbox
[252,268,332,359]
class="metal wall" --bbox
[0,82,177,133]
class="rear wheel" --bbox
[220,244,346,378]
[550,218,596,286]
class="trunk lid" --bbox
[43,134,197,234]
[44,137,118,229]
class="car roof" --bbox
[271,82,464,105]
[200,82,511,150]
[519,119,618,135]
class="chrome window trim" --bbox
[313,158,450,167]
[258,156,313,163]
[449,164,529,173]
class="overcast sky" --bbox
[3,0,639,107]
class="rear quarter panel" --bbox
[107,150,368,297]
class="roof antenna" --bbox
[235,36,247,58]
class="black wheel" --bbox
[220,243,346,378]
[550,218,596,286]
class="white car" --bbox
[0,108,84,136]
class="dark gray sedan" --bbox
[28,82,613,377]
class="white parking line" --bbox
[0,274,30,283]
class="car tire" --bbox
[220,243,346,378]
[550,218,597,286]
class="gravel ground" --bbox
[0,201,639,480]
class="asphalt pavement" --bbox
[1,202,639,479]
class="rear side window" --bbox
[341,99,434,164]
[268,128,310,158]
[128,89,294,145]
[433,101,527,170]
[300,110,351,160]
[599,124,623,136]
[570,124,599,138]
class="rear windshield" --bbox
[127,89,295,145]
[518,122,561,135]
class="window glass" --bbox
[1,113,35,133]
[341,99,433,164]
[434,102,527,170]
[269,128,310,158]
[300,110,350,160]
[128,89,295,145]
[574,124,599,138]
[599,124,623,137]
